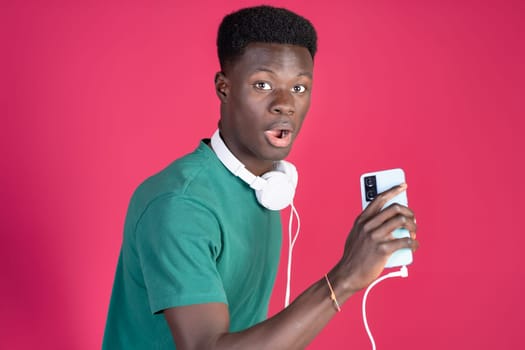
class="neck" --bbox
[211,130,274,177]
[243,159,275,177]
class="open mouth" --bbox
[278,130,290,138]
[265,128,293,148]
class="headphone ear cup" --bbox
[275,160,298,189]
[256,171,296,211]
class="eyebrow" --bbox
[254,67,313,79]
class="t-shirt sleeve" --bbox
[135,194,227,314]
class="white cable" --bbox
[284,202,301,308]
[362,266,409,350]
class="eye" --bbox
[254,81,272,90]
[292,85,307,93]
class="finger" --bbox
[377,237,419,257]
[361,183,407,220]
[370,214,417,241]
[363,203,415,234]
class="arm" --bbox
[165,184,418,350]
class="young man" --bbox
[103,5,418,349]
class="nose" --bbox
[270,89,295,116]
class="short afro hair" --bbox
[217,5,318,70]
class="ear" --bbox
[215,71,229,103]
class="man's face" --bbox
[216,42,313,175]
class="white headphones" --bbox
[210,129,298,211]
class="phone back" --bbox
[360,168,412,268]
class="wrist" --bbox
[326,264,357,306]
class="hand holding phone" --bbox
[360,168,413,268]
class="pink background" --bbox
[3,0,524,348]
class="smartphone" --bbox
[360,168,413,268]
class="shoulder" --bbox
[124,140,238,231]
[132,140,221,205]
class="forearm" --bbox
[213,269,353,350]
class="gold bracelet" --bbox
[324,274,341,312]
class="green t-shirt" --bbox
[103,141,283,349]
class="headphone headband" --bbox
[210,129,297,210]
[211,130,266,190]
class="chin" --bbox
[265,146,293,162]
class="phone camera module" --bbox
[364,176,377,202]
[364,176,376,188]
